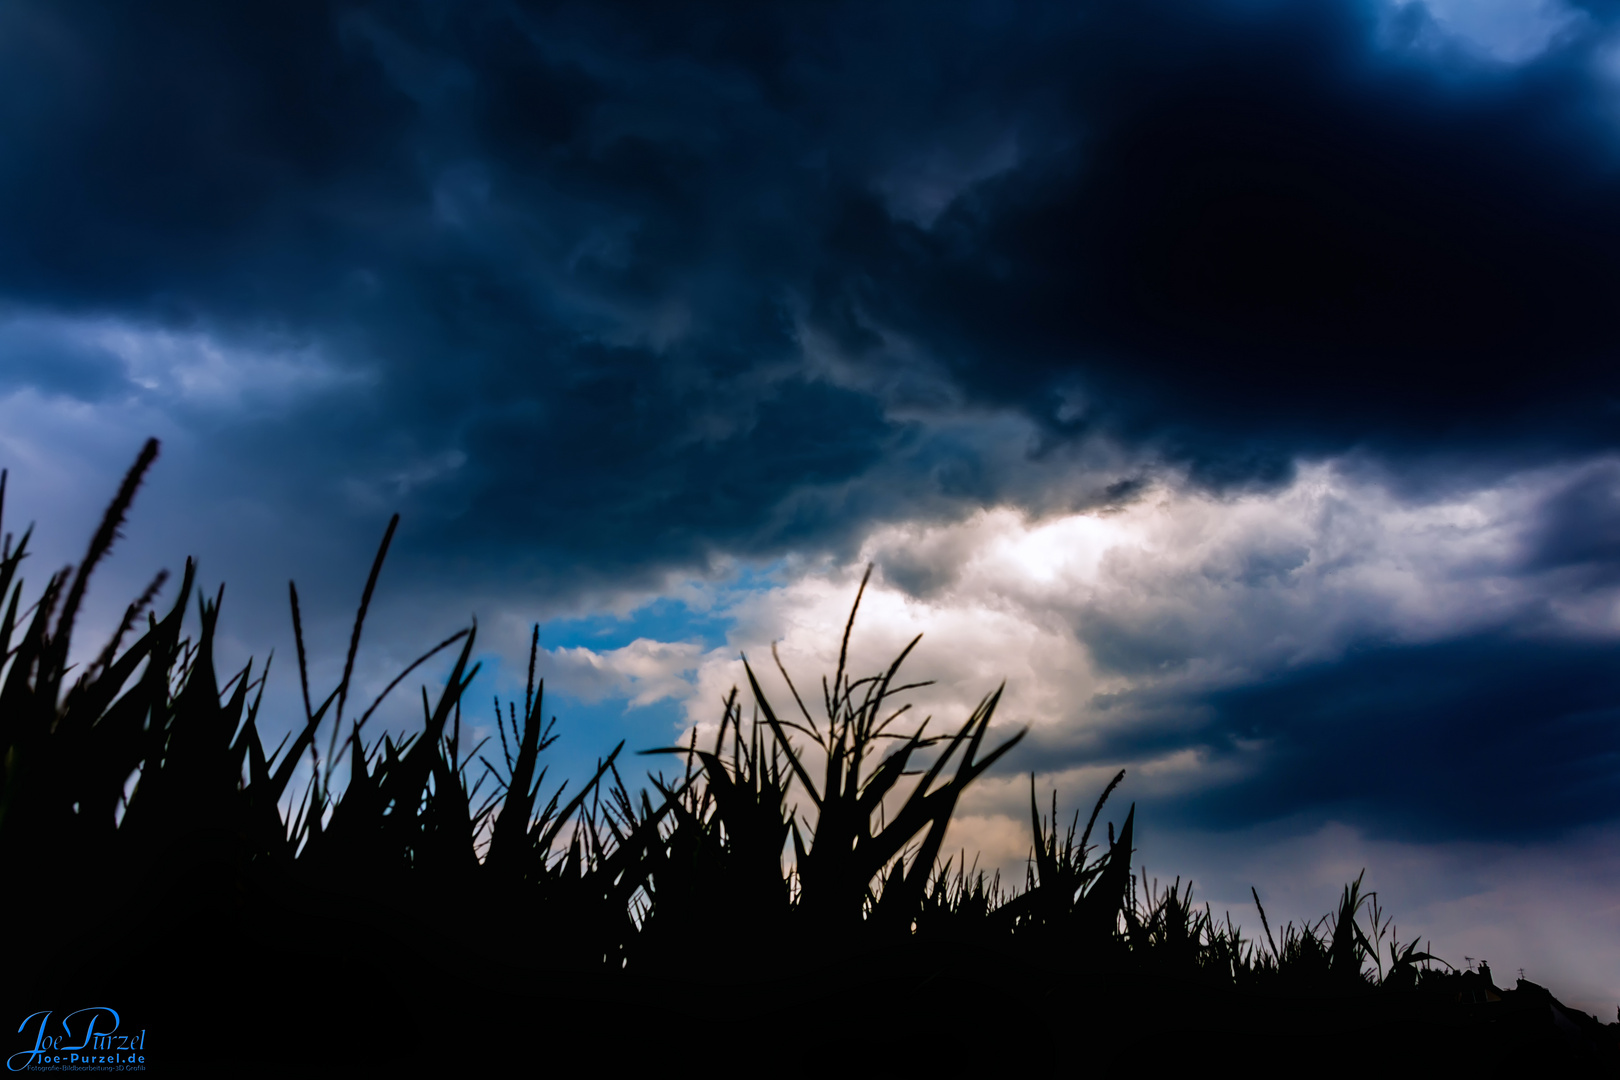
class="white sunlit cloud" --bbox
[528,452,1620,798]
[648,457,1550,846]
[544,638,709,708]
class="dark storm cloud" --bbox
[0,0,417,309]
[819,1,1620,474]
[1049,633,1620,842]
[5,0,1620,588]
[1522,461,1620,585]
[0,320,128,401]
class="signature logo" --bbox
[8,1009,146,1072]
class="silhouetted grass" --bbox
[1,440,1614,1071]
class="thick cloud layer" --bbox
[7,0,1620,596]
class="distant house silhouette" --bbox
[1458,961,1502,1004]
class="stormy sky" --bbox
[3,0,1618,1010]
